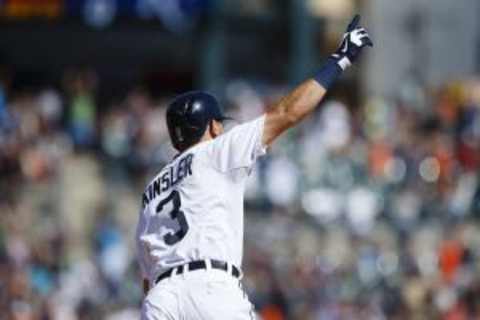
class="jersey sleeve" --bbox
[206,115,267,172]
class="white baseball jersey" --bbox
[136,115,266,285]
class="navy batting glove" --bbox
[314,14,373,89]
[332,14,373,70]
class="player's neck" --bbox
[177,133,214,156]
[199,132,214,144]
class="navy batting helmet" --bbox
[166,91,230,151]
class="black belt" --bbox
[155,259,241,284]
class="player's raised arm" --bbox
[262,15,373,146]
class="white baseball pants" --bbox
[141,268,256,320]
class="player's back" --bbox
[136,116,266,285]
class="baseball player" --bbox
[136,15,372,320]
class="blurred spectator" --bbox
[64,69,98,150]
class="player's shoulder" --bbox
[206,115,266,148]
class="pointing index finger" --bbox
[346,14,361,32]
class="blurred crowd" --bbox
[0,67,480,320]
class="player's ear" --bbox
[209,119,223,138]
[207,120,216,138]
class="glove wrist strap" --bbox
[313,57,344,90]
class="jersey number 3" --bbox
[156,190,189,245]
